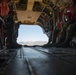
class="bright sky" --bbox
[17,24,48,42]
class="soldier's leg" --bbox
[57,27,66,44]
[64,24,76,44]
[6,29,15,48]
[43,29,58,47]
[47,31,52,45]
[52,29,60,44]
[57,24,76,47]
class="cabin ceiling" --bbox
[10,0,71,35]
[11,0,71,24]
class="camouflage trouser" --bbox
[6,29,14,46]
[59,23,76,44]
[12,29,18,44]
[48,28,60,44]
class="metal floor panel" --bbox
[2,58,30,75]
[0,47,76,75]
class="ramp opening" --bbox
[17,24,48,46]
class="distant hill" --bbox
[18,41,48,46]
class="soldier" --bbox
[56,0,76,47]
[13,21,22,48]
[6,9,15,48]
